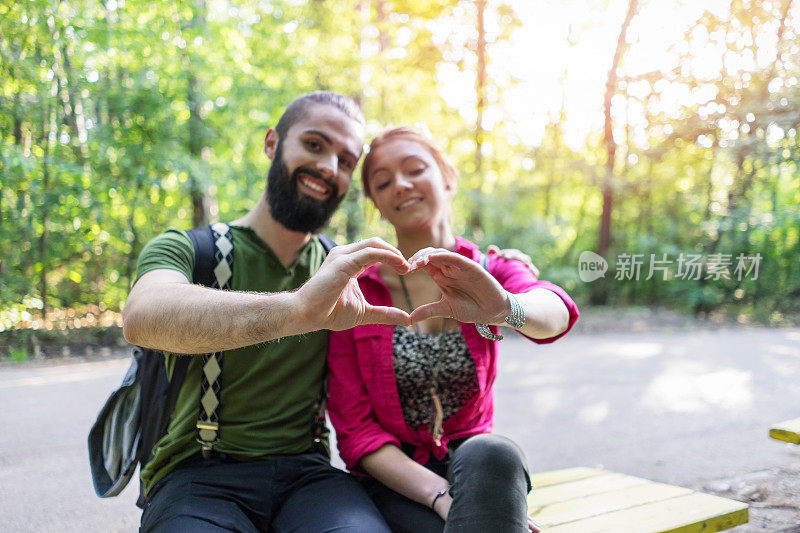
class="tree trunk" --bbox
[598,0,638,257]
[185,0,210,228]
[376,0,390,118]
[469,0,488,233]
[592,0,638,305]
[12,91,24,145]
[187,69,208,227]
[39,97,57,319]
[475,0,487,176]
[57,41,90,168]
[125,182,146,285]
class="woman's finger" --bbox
[418,252,474,270]
[408,246,442,263]
[408,247,456,267]
[409,300,453,323]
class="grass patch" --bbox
[9,346,27,362]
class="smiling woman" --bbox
[327,126,580,532]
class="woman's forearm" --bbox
[359,444,451,514]
[509,288,570,339]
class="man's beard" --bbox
[267,142,344,233]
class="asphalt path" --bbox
[2,326,799,531]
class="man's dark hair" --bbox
[275,91,365,139]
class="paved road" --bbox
[2,326,800,531]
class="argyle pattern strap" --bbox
[196,222,233,456]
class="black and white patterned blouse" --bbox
[392,325,480,429]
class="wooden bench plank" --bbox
[528,469,749,533]
[529,472,649,506]
[529,481,693,527]
[769,418,800,444]
[541,492,748,533]
[532,467,605,488]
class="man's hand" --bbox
[406,248,510,326]
[487,245,540,278]
[295,237,412,331]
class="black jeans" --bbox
[140,449,391,533]
[361,434,532,533]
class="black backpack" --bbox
[88,224,337,508]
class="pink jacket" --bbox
[327,237,579,472]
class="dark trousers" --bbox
[362,434,532,533]
[140,449,391,533]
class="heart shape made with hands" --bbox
[319,239,506,331]
[399,248,508,327]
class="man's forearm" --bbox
[123,279,310,354]
[123,238,413,354]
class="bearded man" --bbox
[123,91,409,532]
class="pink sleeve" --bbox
[327,328,401,471]
[489,256,580,344]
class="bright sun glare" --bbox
[435,0,776,150]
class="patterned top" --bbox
[392,325,479,428]
[328,236,580,471]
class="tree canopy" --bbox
[1,0,798,338]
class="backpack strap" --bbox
[187,224,218,288]
[317,233,337,253]
[186,222,234,458]
[164,224,225,445]
[157,224,228,444]
[134,224,231,507]
[310,233,338,455]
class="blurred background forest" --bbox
[2,0,799,357]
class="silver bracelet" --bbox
[475,291,525,341]
[431,486,450,509]
[475,323,503,341]
[504,291,526,329]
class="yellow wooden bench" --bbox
[528,467,748,532]
[769,418,800,444]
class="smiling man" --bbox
[122,92,410,532]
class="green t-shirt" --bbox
[135,225,329,494]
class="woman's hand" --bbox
[432,489,453,521]
[432,486,538,530]
[487,245,540,278]
[407,248,510,325]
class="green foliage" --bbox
[1,0,799,334]
[9,346,28,362]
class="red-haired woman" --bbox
[328,127,579,532]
